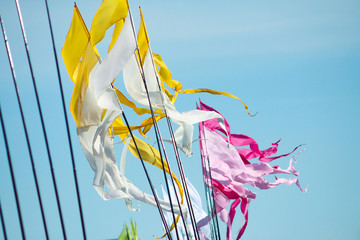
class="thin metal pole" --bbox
[141,8,200,238]
[151,113,190,239]
[164,118,201,240]
[0,105,25,240]
[13,0,67,238]
[1,14,48,239]
[41,1,87,238]
[127,7,178,239]
[0,197,7,240]
[199,120,221,240]
[142,59,193,238]
[202,156,218,240]
[152,121,191,238]
[121,111,172,239]
[148,61,200,240]
[201,120,220,240]
[202,170,216,240]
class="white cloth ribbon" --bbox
[123,51,228,156]
[76,14,185,214]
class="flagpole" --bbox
[1,14,49,239]
[148,109,188,240]
[127,6,180,239]
[120,111,172,240]
[13,0,68,238]
[0,197,7,240]
[114,81,172,239]
[149,115,192,240]
[199,118,221,240]
[0,106,25,240]
[147,47,200,240]
[146,50,197,240]
[199,113,221,239]
[200,138,217,240]
[163,117,201,240]
[42,1,88,239]
[140,8,200,239]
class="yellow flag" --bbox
[62,6,101,126]
[62,5,100,125]
[90,0,128,47]
[137,11,180,103]
[70,43,100,126]
[62,5,89,82]
[153,53,182,92]
[137,8,150,64]
[107,19,125,52]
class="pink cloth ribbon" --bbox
[198,101,306,239]
[199,101,301,164]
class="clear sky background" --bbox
[0,0,359,239]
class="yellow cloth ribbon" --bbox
[178,88,255,116]
[90,0,128,47]
[62,5,90,83]
[137,8,150,64]
[62,5,101,126]
[108,19,125,53]
[112,116,184,204]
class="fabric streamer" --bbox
[123,10,228,157]
[62,2,297,239]
[62,4,185,216]
[162,179,211,240]
[198,101,307,240]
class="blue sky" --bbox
[1,0,360,239]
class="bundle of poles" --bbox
[0,0,85,238]
[0,1,221,239]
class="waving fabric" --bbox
[62,5,185,215]
[162,179,210,240]
[122,11,228,156]
[91,13,135,110]
[62,5,90,83]
[198,101,306,239]
[90,0,128,46]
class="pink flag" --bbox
[198,101,306,239]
